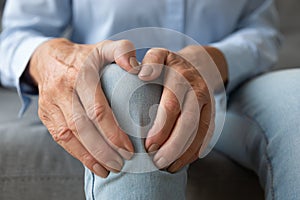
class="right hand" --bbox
[28,38,139,177]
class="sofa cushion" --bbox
[0,87,85,200]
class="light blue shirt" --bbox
[0,0,281,114]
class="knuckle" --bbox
[164,97,180,113]
[197,81,209,93]
[117,39,134,49]
[145,50,161,62]
[47,104,60,117]
[47,127,56,135]
[106,132,120,145]
[52,127,73,144]
[166,52,183,66]
[92,148,108,163]
[38,108,49,122]
[69,114,89,133]
[80,152,96,167]
[167,51,178,61]
[199,119,210,131]
[193,86,209,102]
[180,68,195,80]
[86,104,106,123]
[106,130,122,148]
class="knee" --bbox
[100,63,163,103]
[100,64,163,136]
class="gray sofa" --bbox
[0,1,299,199]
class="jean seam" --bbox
[241,112,275,200]
[91,171,95,200]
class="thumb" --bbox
[96,40,140,74]
[139,48,168,81]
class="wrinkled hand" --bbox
[139,46,223,172]
[29,38,140,177]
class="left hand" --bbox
[138,46,220,173]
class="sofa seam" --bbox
[0,176,82,182]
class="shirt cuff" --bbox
[210,41,257,94]
[15,36,52,117]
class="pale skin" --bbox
[28,38,228,177]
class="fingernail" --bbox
[106,160,123,172]
[167,160,182,173]
[93,163,108,177]
[139,65,153,77]
[148,144,160,153]
[118,148,134,160]
[124,142,135,155]
[154,157,168,169]
[129,57,140,72]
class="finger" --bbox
[139,48,168,81]
[38,104,109,178]
[198,99,216,157]
[168,103,214,173]
[76,58,134,160]
[153,89,202,169]
[167,149,199,174]
[96,40,140,74]
[145,88,180,152]
[145,65,188,152]
[59,93,125,172]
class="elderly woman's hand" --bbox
[140,46,227,172]
[28,38,139,177]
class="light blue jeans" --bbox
[85,64,300,200]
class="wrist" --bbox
[178,45,228,86]
[203,46,228,86]
[28,38,76,86]
[20,64,39,94]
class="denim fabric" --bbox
[85,65,300,200]
[216,69,300,200]
[85,64,187,200]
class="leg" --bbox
[85,64,188,200]
[216,69,300,200]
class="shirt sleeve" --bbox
[210,0,282,93]
[0,0,72,115]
